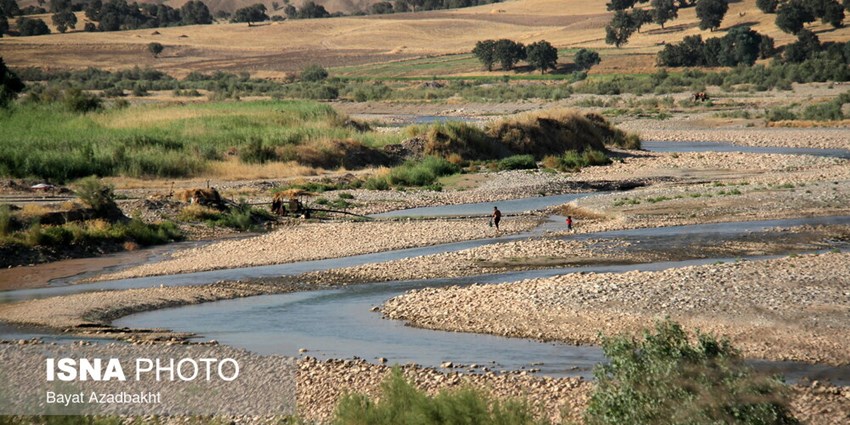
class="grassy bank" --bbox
[0,100,401,182]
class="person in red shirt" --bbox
[566,215,573,231]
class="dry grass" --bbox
[767,119,850,128]
[18,204,51,218]
[206,159,322,180]
[5,0,848,78]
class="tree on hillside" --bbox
[815,0,845,28]
[52,9,76,32]
[1,57,25,108]
[148,42,164,58]
[695,0,728,31]
[0,16,8,36]
[756,0,779,13]
[393,0,410,12]
[0,0,21,17]
[232,3,269,24]
[84,0,101,21]
[298,1,330,18]
[657,34,705,66]
[16,17,50,35]
[283,4,296,17]
[651,0,677,28]
[605,10,638,47]
[783,29,820,62]
[717,25,762,66]
[180,0,212,25]
[776,0,815,33]
[494,39,526,70]
[526,40,558,74]
[472,39,497,71]
[371,1,393,14]
[607,0,637,11]
[574,48,601,70]
[632,8,653,32]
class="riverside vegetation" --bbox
[332,320,799,425]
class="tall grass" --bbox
[0,100,401,181]
[0,218,182,250]
[364,156,460,190]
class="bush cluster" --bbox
[585,319,798,425]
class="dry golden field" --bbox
[1,0,849,78]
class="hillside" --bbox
[2,0,849,78]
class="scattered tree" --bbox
[16,17,50,36]
[51,9,76,32]
[180,0,212,25]
[607,0,637,11]
[394,0,410,12]
[148,42,164,58]
[574,48,601,70]
[298,1,330,18]
[301,64,328,81]
[232,3,269,24]
[0,57,25,108]
[776,0,815,34]
[657,34,706,66]
[494,39,526,70]
[271,1,280,9]
[525,40,558,74]
[651,0,678,28]
[818,0,845,28]
[283,4,296,17]
[371,1,393,14]
[0,16,7,36]
[758,34,776,59]
[606,10,638,47]
[717,25,763,66]
[695,0,728,31]
[472,39,497,71]
[783,29,821,62]
[632,7,653,32]
[0,0,21,17]
[756,0,780,13]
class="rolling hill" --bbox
[1,0,849,78]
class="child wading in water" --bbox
[566,215,573,232]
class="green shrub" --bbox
[74,177,117,216]
[0,204,11,236]
[546,149,612,171]
[585,319,798,425]
[240,137,277,164]
[333,367,548,425]
[498,154,537,171]
[364,176,390,190]
[122,218,182,246]
[765,107,797,122]
[301,64,329,82]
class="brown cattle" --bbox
[176,188,223,209]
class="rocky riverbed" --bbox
[382,251,850,365]
[91,217,540,281]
